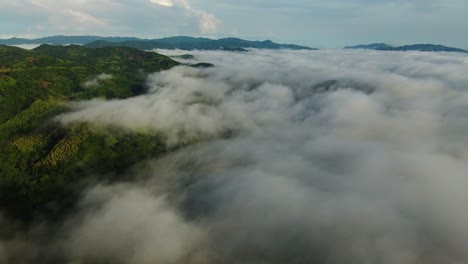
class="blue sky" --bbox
[1,0,467,48]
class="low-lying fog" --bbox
[2,48,468,264]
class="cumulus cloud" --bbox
[4,49,468,263]
[149,0,221,33]
[197,13,221,34]
[1,0,220,37]
[150,0,175,7]
[65,9,107,26]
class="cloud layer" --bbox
[3,49,468,263]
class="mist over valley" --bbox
[1,44,468,263]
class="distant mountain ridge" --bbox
[0,35,140,45]
[344,43,393,50]
[0,35,314,51]
[345,43,468,53]
[84,37,313,51]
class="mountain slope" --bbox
[0,44,177,122]
[0,44,178,221]
[85,37,314,50]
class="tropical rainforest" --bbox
[0,44,178,222]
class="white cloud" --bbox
[67,9,107,26]
[149,0,221,33]
[4,47,468,263]
[149,0,174,7]
[64,184,204,264]
[198,13,221,33]
[57,48,468,262]
[83,74,113,88]
[59,49,468,148]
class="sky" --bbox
[0,0,467,48]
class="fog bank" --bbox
[3,49,468,263]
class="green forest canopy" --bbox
[0,44,178,221]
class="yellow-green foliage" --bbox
[0,44,177,221]
[0,76,17,90]
[12,134,47,152]
[0,76,17,108]
[1,44,178,123]
[36,126,91,167]
[0,99,62,132]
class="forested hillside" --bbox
[0,44,178,221]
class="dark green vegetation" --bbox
[171,54,196,60]
[0,35,140,45]
[0,35,314,51]
[345,43,468,53]
[85,37,314,51]
[344,43,393,50]
[0,44,178,221]
[191,62,215,68]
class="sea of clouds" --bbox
[2,49,468,263]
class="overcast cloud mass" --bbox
[2,49,468,263]
[0,0,467,48]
